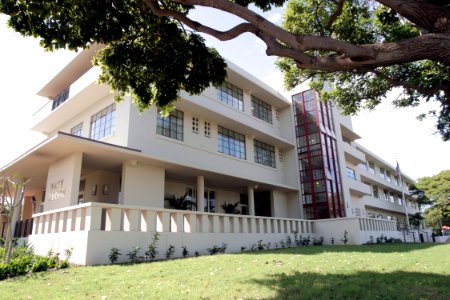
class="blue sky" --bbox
[0,7,449,180]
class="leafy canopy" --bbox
[277,0,450,140]
[1,0,449,137]
[0,0,226,113]
[416,170,450,227]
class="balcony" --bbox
[32,67,109,134]
[363,196,420,215]
[359,169,411,196]
[347,178,371,197]
[343,142,366,164]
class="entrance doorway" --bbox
[255,191,271,217]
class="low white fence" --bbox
[29,202,314,265]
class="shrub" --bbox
[181,246,189,258]
[286,236,292,247]
[30,256,50,273]
[0,263,9,280]
[109,248,121,264]
[207,243,227,255]
[11,243,34,259]
[127,246,140,263]
[59,260,70,269]
[145,233,160,261]
[165,245,175,259]
[8,254,33,277]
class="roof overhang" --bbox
[340,123,361,141]
[37,44,103,99]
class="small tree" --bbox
[0,176,30,263]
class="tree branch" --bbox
[156,0,374,59]
[325,0,346,30]
[377,0,450,33]
[145,0,450,70]
[143,0,257,40]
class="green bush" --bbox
[59,260,69,269]
[47,256,59,269]
[30,256,50,273]
[8,254,33,277]
[0,263,9,280]
[11,243,34,259]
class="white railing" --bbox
[31,202,314,236]
[358,218,398,232]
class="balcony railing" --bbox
[31,202,314,236]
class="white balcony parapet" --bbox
[31,202,314,236]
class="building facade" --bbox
[0,48,425,264]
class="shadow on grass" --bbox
[238,243,447,255]
[250,270,450,299]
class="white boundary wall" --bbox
[313,217,401,245]
[28,202,314,265]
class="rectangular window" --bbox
[90,103,116,140]
[251,96,272,124]
[192,117,199,134]
[398,196,402,205]
[52,86,70,110]
[358,163,367,171]
[204,121,211,137]
[71,122,83,137]
[385,171,391,182]
[389,192,395,203]
[346,167,356,180]
[218,126,246,159]
[217,82,244,111]
[372,185,379,198]
[368,161,375,174]
[156,109,184,141]
[383,189,389,201]
[254,140,276,168]
[379,167,385,180]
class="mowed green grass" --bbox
[1,243,449,299]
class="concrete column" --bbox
[197,176,205,212]
[248,186,255,216]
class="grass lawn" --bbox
[1,243,449,299]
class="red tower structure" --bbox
[292,90,345,219]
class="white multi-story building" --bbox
[1,48,426,265]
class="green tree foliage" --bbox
[0,0,226,113]
[416,170,450,228]
[1,1,449,137]
[277,0,450,140]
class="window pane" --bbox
[218,126,246,159]
[90,103,116,140]
[217,82,244,111]
[254,139,276,168]
[251,96,272,124]
[156,109,184,141]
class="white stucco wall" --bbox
[82,170,121,204]
[121,162,165,207]
[44,152,82,211]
